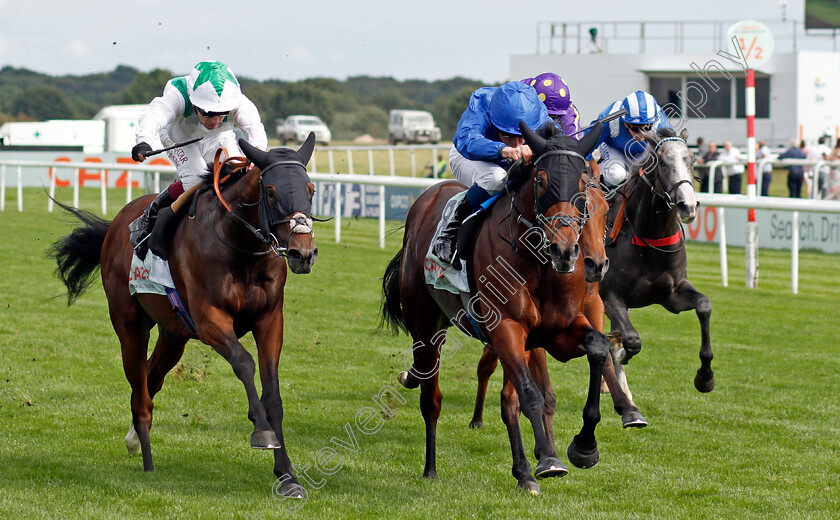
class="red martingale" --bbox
[631,230,682,247]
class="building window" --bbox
[649,77,682,118]
[648,74,770,120]
[735,76,770,118]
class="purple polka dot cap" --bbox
[531,72,572,116]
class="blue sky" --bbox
[0,0,802,82]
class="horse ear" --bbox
[588,158,602,183]
[679,128,689,141]
[297,132,316,165]
[578,122,602,157]
[238,138,270,169]
[519,121,547,156]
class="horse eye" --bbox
[266,186,277,202]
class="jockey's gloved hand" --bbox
[132,142,152,162]
[506,157,528,187]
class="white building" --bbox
[511,20,840,146]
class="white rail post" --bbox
[411,148,417,177]
[311,151,318,173]
[126,170,133,204]
[368,149,375,176]
[379,185,386,248]
[100,168,107,215]
[431,147,437,178]
[1,165,5,211]
[708,162,728,286]
[791,211,799,294]
[346,149,354,175]
[16,166,23,212]
[48,167,57,213]
[73,169,80,209]
[813,160,826,199]
[154,172,161,194]
[334,183,341,244]
[389,148,396,176]
[328,150,335,174]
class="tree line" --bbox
[0,65,486,141]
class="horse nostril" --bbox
[287,250,303,263]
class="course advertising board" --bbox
[685,205,840,253]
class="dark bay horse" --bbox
[382,122,616,494]
[468,161,647,438]
[599,127,714,405]
[49,135,319,498]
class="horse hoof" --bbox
[251,430,282,449]
[397,371,419,389]
[694,373,715,393]
[276,481,306,499]
[567,439,599,469]
[534,456,568,479]
[518,479,540,495]
[622,410,648,428]
[469,419,483,429]
[125,425,141,455]
[423,469,438,479]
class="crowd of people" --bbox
[695,135,840,200]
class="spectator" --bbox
[697,141,722,193]
[696,136,708,159]
[778,139,808,198]
[807,135,832,198]
[720,141,745,194]
[756,140,774,196]
[826,138,840,200]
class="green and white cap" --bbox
[187,61,241,113]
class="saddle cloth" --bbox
[424,191,470,295]
[128,251,174,295]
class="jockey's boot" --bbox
[432,197,473,265]
[130,189,174,248]
[147,206,178,261]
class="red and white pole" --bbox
[745,69,758,288]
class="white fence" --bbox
[311,144,451,178]
[2,157,839,293]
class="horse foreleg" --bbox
[252,312,304,498]
[499,373,541,495]
[603,293,641,364]
[528,348,557,454]
[663,281,714,392]
[492,322,565,487]
[469,346,498,429]
[200,309,277,449]
[602,352,647,428]
[567,326,609,469]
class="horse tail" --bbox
[379,249,407,335]
[47,199,111,305]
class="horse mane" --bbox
[656,127,677,139]
[198,161,248,187]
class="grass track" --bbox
[1,188,839,519]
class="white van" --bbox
[387,110,441,145]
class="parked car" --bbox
[276,115,331,145]
[388,110,441,145]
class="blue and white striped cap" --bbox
[620,91,658,125]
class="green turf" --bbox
[1,187,839,519]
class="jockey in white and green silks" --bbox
[130,61,267,261]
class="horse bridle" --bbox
[638,136,693,208]
[507,149,591,258]
[210,155,320,258]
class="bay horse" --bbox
[599,127,714,405]
[381,121,617,494]
[48,135,319,498]
[468,161,647,436]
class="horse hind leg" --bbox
[469,346,498,429]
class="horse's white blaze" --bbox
[125,424,141,454]
[663,142,698,216]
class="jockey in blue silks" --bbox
[432,81,551,264]
[586,90,671,188]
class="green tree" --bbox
[330,105,388,140]
[9,86,74,120]
[118,68,174,104]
